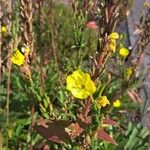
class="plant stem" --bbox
[0,5,2,149]
[0,128,2,150]
[6,57,12,150]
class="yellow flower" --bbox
[144,2,150,8]
[113,99,121,107]
[11,45,30,66]
[66,70,96,99]
[97,96,110,108]
[108,39,116,52]
[11,48,25,66]
[124,67,133,80]
[119,47,129,57]
[106,32,119,52]
[1,26,7,33]
[108,32,119,40]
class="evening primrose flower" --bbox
[66,70,96,99]
[106,32,119,52]
[1,26,7,33]
[119,47,129,57]
[113,99,121,107]
[11,48,25,66]
[11,45,30,66]
[108,32,119,40]
[108,39,116,52]
[97,96,110,108]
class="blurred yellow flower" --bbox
[11,45,30,66]
[119,47,129,57]
[97,96,110,108]
[66,70,96,99]
[144,2,150,7]
[11,48,25,66]
[1,26,7,33]
[113,99,121,107]
[108,32,119,40]
[106,32,119,52]
[108,39,116,52]
[124,67,133,80]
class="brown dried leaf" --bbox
[82,98,91,117]
[103,118,117,126]
[35,119,71,144]
[127,90,142,104]
[77,114,91,128]
[108,5,116,19]
[97,52,105,66]
[97,129,117,145]
[65,123,84,138]
[20,64,31,79]
[139,53,145,64]
[133,28,143,35]
[20,0,25,6]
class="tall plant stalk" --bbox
[3,0,13,149]
[0,3,2,145]
[20,0,34,149]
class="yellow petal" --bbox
[113,99,121,107]
[106,39,116,52]
[1,26,7,33]
[109,40,116,52]
[71,88,90,99]
[119,47,129,57]
[85,79,96,94]
[66,76,78,90]
[11,50,25,66]
[72,70,86,83]
[98,96,110,108]
[108,32,119,40]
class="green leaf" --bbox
[15,125,23,137]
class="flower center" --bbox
[80,84,85,90]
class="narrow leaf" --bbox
[103,118,117,126]
[97,129,117,145]
[127,90,142,103]
[77,113,91,128]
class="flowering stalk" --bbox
[20,0,34,149]
[1,0,13,149]
[0,5,2,148]
[72,0,88,65]
[20,0,34,54]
